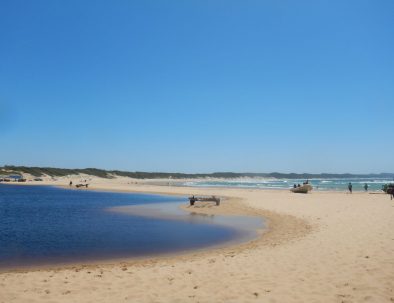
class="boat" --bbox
[382,183,394,193]
[290,184,313,194]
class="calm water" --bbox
[0,185,261,269]
[182,177,392,191]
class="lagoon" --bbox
[0,185,262,270]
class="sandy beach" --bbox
[1,177,393,303]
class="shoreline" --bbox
[1,178,393,302]
[3,173,389,193]
[0,182,311,274]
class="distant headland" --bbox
[1,165,393,180]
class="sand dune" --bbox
[1,178,393,302]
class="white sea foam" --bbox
[180,177,390,192]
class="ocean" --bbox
[182,177,393,192]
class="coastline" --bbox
[0,181,310,273]
[1,178,393,302]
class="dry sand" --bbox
[1,177,393,302]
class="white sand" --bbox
[1,177,393,302]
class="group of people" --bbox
[291,180,369,193]
[293,179,309,188]
[69,179,89,187]
[348,182,369,193]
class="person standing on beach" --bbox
[364,183,368,191]
[348,182,353,193]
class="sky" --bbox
[1,0,393,173]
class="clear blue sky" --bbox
[1,0,393,173]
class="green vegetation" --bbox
[1,166,111,178]
[1,165,393,180]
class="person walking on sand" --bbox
[364,183,368,192]
[69,181,72,187]
[348,182,353,194]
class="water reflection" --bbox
[110,201,263,233]
[0,185,263,270]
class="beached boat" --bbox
[290,184,313,194]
